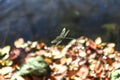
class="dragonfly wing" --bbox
[56,40,62,45]
[51,38,58,43]
[63,29,70,38]
[59,28,66,37]
[51,36,61,43]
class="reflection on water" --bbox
[0,0,120,50]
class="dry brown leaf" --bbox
[95,37,102,44]
[86,40,97,50]
[14,38,24,48]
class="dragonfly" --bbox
[51,28,71,45]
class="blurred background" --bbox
[0,0,120,49]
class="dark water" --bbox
[0,0,120,49]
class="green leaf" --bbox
[5,60,13,66]
[0,46,11,60]
[110,68,120,80]
[16,56,51,76]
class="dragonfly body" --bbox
[51,28,70,45]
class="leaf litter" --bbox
[0,36,120,80]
